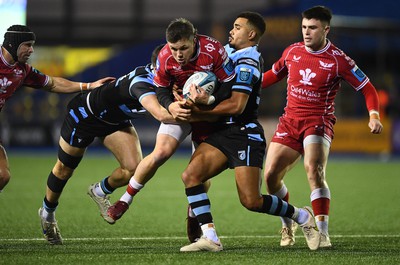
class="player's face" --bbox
[167,38,195,66]
[17,41,35,63]
[302,18,329,51]
[229,17,251,50]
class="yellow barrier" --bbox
[260,118,392,154]
[331,118,391,154]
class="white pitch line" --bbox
[0,234,399,242]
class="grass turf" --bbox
[0,153,399,264]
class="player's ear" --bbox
[249,30,256,41]
[324,26,330,35]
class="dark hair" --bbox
[237,11,266,41]
[165,18,197,43]
[302,6,332,25]
[151,43,164,67]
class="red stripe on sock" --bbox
[311,197,330,216]
[127,185,139,196]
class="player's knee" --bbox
[57,146,83,171]
[305,163,325,182]
[181,169,201,187]
[264,169,281,191]
[239,196,260,211]
[52,160,75,179]
[151,148,173,167]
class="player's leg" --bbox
[107,123,190,221]
[87,126,142,224]
[235,166,320,250]
[0,144,11,192]
[264,141,301,246]
[303,135,332,248]
[39,137,86,245]
[180,143,227,252]
[186,141,211,243]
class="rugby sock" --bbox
[42,197,58,222]
[186,184,213,226]
[100,176,115,194]
[311,188,331,234]
[92,177,114,197]
[257,195,295,218]
[273,184,293,228]
[120,178,143,205]
[201,223,220,243]
[291,208,310,225]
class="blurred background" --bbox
[1,0,399,157]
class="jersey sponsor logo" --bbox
[332,49,342,56]
[290,85,321,100]
[204,43,216,53]
[275,132,288,138]
[200,64,213,71]
[351,65,366,82]
[293,55,301,62]
[299,68,316,85]
[0,77,12,94]
[319,60,334,69]
[206,37,218,44]
[238,150,246,161]
[172,65,182,71]
[238,58,257,67]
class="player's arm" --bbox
[188,83,248,116]
[140,94,177,123]
[42,76,115,93]
[360,81,383,134]
[156,86,191,121]
[262,69,284,89]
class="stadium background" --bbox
[1,0,399,157]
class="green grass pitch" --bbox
[0,152,399,264]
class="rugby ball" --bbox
[182,71,217,99]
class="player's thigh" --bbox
[152,132,181,159]
[303,136,330,167]
[157,122,191,143]
[264,142,301,177]
[183,143,227,185]
[235,166,262,205]
[102,126,143,169]
[59,136,86,157]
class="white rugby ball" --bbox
[182,71,217,99]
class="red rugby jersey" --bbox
[272,40,369,119]
[154,34,234,144]
[0,47,49,110]
[154,34,233,89]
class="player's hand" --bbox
[168,101,191,121]
[369,118,383,134]
[173,91,194,109]
[188,84,210,105]
[90,77,116,89]
[172,84,182,94]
